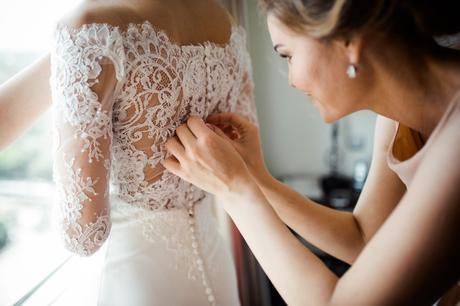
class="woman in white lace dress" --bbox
[1,0,257,305]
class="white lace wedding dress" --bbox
[49,20,257,306]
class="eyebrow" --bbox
[274,44,284,52]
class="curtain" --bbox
[220,0,247,27]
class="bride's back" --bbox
[66,0,234,46]
[49,4,247,302]
[52,0,257,212]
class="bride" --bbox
[0,0,257,305]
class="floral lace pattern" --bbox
[50,21,258,256]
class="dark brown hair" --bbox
[259,0,460,42]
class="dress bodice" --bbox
[50,21,258,256]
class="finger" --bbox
[208,124,232,141]
[176,123,197,149]
[221,125,241,140]
[161,157,185,178]
[207,122,240,140]
[165,136,186,163]
[207,113,247,139]
[186,116,211,138]
[206,112,249,128]
[205,123,217,132]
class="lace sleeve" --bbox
[233,36,259,126]
[50,23,125,256]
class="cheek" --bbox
[289,48,357,122]
[290,52,330,97]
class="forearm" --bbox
[220,179,338,305]
[0,54,51,150]
[252,171,365,264]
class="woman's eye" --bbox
[280,54,292,62]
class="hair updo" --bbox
[259,0,460,43]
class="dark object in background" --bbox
[0,221,8,251]
[320,174,352,195]
[320,174,357,210]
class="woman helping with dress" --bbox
[162,0,460,305]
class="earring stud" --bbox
[347,64,357,79]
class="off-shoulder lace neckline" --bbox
[55,19,241,51]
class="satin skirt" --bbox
[53,195,241,306]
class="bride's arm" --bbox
[51,10,125,256]
[0,54,51,150]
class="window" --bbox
[0,1,81,305]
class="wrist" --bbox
[227,171,258,194]
[220,173,260,204]
[249,165,273,187]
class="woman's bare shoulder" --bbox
[57,0,233,43]
[57,1,137,30]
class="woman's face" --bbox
[267,15,369,123]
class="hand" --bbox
[162,116,254,197]
[206,112,270,183]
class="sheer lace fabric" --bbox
[50,21,258,257]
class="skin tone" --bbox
[0,55,51,150]
[162,13,460,305]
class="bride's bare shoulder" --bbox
[57,0,139,29]
[57,0,233,43]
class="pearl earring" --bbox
[346,64,357,79]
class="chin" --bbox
[322,113,338,124]
[318,100,355,123]
[322,107,354,123]
[317,105,341,124]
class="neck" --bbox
[370,41,460,139]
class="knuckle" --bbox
[187,145,198,157]
[202,134,214,146]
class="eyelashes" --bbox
[279,54,292,62]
